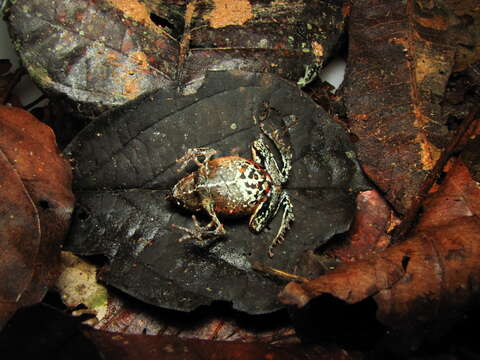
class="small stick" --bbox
[252,262,309,283]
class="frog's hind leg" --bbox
[267,192,294,258]
[173,198,226,247]
[176,147,217,173]
[249,190,294,257]
[248,189,281,234]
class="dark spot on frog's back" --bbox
[246,182,257,189]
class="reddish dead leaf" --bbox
[0,151,41,328]
[0,106,74,328]
[325,190,400,262]
[279,158,480,335]
[83,328,357,360]
[418,159,480,229]
[342,0,479,217]
[94,292,298,344]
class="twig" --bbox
[393,104,480,241]
[252,262,309,283]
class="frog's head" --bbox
[170,173,202,211]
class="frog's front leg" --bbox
[173,198,226,247]
[253,113,293,184]
[176,147,217,173]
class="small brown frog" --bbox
[171,119,294,257]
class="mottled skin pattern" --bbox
[171,120,294,257]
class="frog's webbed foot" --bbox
[176,147,217,173]
[172,215,226,248]
[173,199,226,248]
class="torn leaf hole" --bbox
[38,200,51,210]
[150,13,175,32]
[77,209,90,221]
[446,115,462,131]
[84,254,110,267]
[315,232,348,254]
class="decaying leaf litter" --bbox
[0,0,479,358]
[8,0,348,114]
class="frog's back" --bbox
[200,156,271,216]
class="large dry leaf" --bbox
[64,71,367,314]
[83,328,356,360]
[7,0,348,114]
[343,0,479,216]
[0,106,74,328]
[279,157,480,339]
[0,150,40,328]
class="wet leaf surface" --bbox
[342,0,479,217]
[7,0,348,114]
[280,157,480,348]
[0,106,74,328]
[64,71,366,314]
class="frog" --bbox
[170,116,294,258]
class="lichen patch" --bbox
[107,0,157,30]
[416,133,441,171]
[205,0,254,29]
[56,252,108,320]
[312,41,324,59]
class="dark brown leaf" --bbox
[0,106,74,328]
[181,0,349,88]
[342,0,479,216]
